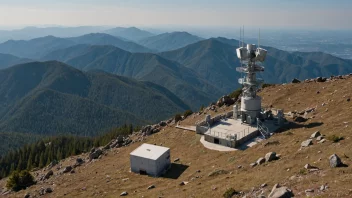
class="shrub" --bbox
[199,105,205,112]
[223,188,238,198]
[6,170,36,191]
[228,88,242,100]
[183,110,193,118]
[327,135,344,143]
[262,83,274,89]
[174,114,182,122]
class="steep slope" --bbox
[43,45,222,108]
[0,53,32,69]
[0,61,189,136]
[138,32,204,52]
[67,33,152,53]
[4,75,352,198]
[104,27,154,41]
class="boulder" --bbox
[44,170,53,180]
[159,121,167,127]
[120,191,128,196]
[294,116,307,123]
[147,185,155,190]
[250,162,257,167]
[62,166,73,174]
[257,157,266,165]
[316,136,324,141]
[329,154,343,168]
[265,152,277,162]
[316,77,326,82]
[301,139,313,147]
[89,148,103,160]
[24,193,30,198]
[268,184,294,198]
[311,131,321,138]
[45,188,53,193]
[291,78,301,83]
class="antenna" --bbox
[242,25,244,47]
[258,28,261,48]
[239,27,241,48]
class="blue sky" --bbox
[0,0,351,29]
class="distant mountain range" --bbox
[104,27,155,42]
[0,33,153,59]
[0,26,109,42]
[42,45,221,108]
[138,32,204,52]
[0,61,189,136]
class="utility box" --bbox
[130,143,171,177]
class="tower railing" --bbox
[257,119,270,139]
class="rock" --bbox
[329,154,343,168]
[265,152,277,162]
[62,166,73,174]
[311,131,321,138]
[120,191,128,196]
[174,158,180,162]
[250,162,257,167]
[89,148,103,160]
[179,181,189,186]
[318,139,326,144]
[294,116,307,123]
[208,169,229,177]
[45,187,53,193]
[316,77,325,82]
[305,189,314,193]
[159,121,167,127]
[147,185,155,190]
[304,164,319,171]
[257,157,266,165]
[39,188,45,196]
[347,98,351,102]
[261,183,268,188]
[24,193,30,198]
[291,78,301,83]
[44,170,53,180]
[320,184,328,191]
[316,136,324,141]
[268,184,294,198]
[301,139,313,147]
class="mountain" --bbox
[0,61,189,136]
[160,38,352,93]
[0,33,152,59]
[0,36,76,59]
[67,33,152,53]
[0,26,109,42]
[43,45,221,108]
[138,32,204,52]
[0,53,32,69]
[104,27,154,41]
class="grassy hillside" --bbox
[3,75,352,197]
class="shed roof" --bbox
[130,143,169,160]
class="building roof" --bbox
[130,143,169,160]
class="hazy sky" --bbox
[0,0,351,29]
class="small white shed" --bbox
[130,143,171,177]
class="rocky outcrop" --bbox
[301,139,313,147]
[329,154,343,168]
[265,152,277,162]
[268,184,294,198]
[291,78,301,83]
[89,148,103,160]
[216,95,235,107]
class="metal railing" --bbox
[257,119,270,138]
[206,127,252,141]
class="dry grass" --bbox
[2,76,352,198]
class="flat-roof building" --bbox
[130,143,171,177]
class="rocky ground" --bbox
[1,74,352,198]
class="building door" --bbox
[214,138,220,144]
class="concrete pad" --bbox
[205,118,258,140]
[200,135,263,151]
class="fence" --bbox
[206,127,252,141]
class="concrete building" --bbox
[130,143,171,177]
